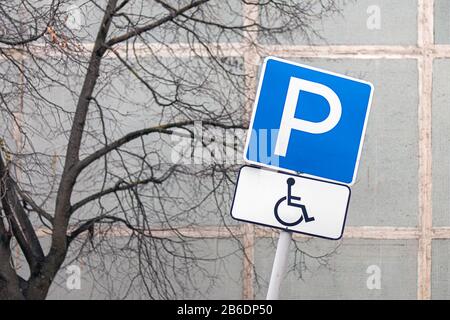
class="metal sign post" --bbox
[266,230,292,300]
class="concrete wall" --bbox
[14,0,450,299]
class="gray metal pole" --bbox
[266,230,292,300]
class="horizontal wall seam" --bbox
[4,43,450,59]
[34,225,450,240]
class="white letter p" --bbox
[274,77,342,157]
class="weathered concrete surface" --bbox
[254,238,417,299]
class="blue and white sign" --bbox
[244,57,374,185]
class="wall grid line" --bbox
[417,0,433,300]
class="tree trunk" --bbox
[0,0,119,301]
[24,0,119,299]
[0,236,25,300]
[0,280,25,300]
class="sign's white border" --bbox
[243,56,374,186]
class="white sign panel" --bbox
[231,166,351,240]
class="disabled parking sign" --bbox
[244,56,374,185]
[232,58,373,294]
[231,166,350,239]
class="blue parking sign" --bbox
[244,57,374,185]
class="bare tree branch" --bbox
[75,120,246,175]
[0,151,44,272]
[0,0,340,299]
[106,0,210,47]
[71,165,178,213]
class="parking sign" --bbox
[244,57,374,185]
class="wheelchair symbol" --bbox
[274,178,315,226]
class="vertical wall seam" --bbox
[417,0,433,300]
[241,0,259,300]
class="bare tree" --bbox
[0,0,339,300]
